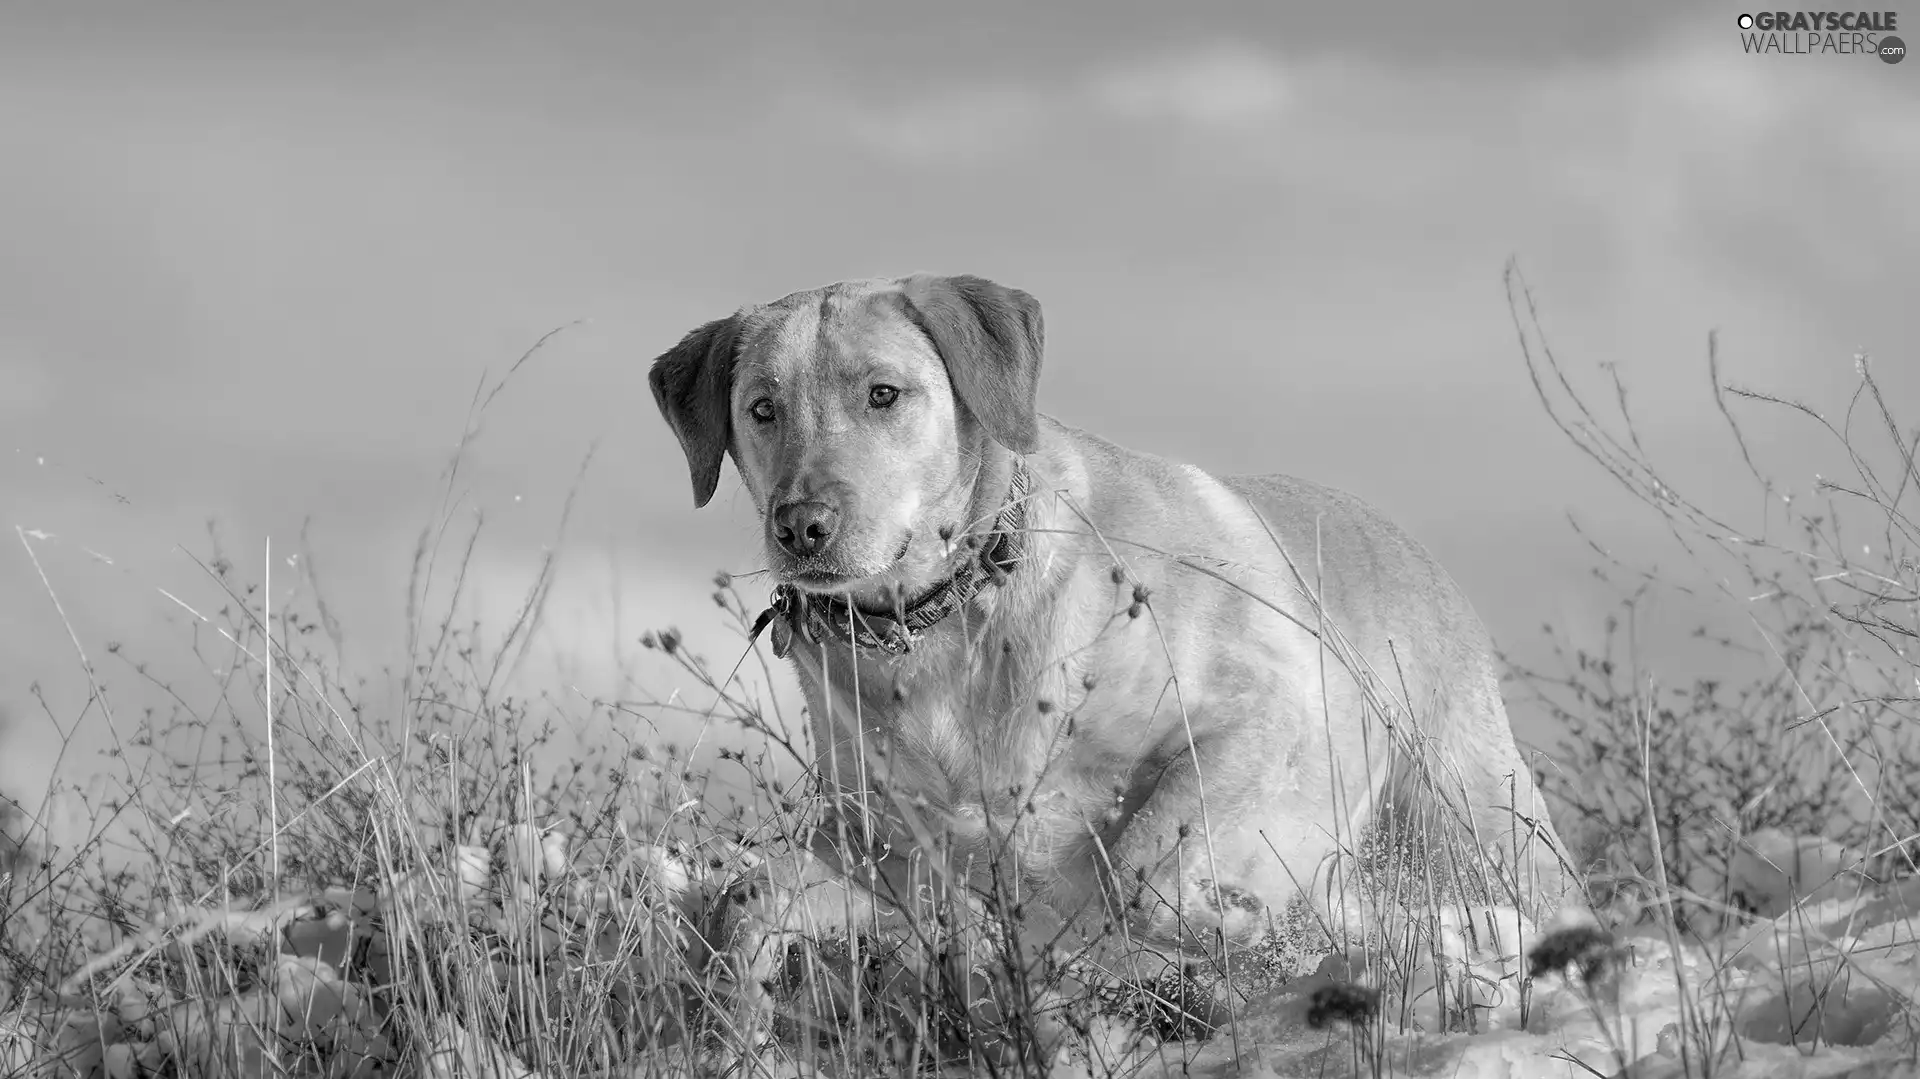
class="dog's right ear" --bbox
[648,314,742,508]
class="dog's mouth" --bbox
[786,569,858,590]
[780,531,915,594]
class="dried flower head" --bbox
[1527,924,1624,991]
[1306,982,1379,1030]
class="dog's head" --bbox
[648,274,1044,597]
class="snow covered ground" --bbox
[1095,833,1920,1079]
[6,822,1911,1078]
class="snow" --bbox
[7,823,1910,1078]
[1074,844,1920,1079]
[1729,828,1862,917]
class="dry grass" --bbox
[2,263,1916,1077]
[1500,259,1920,1076]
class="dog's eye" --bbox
[748,398,776,423]
[868,385,900,409]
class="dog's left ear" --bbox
[648,314,743,508]
[899,274,1044,454]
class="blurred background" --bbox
[4,1,1916,852]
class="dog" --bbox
[648,273,1582,1043]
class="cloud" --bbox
[826,84,1056,166]
[811,43,1294,166]
[868,34,1915,330]
[1084,43,1293,130]
[432,539,781,696]
[818,32,1917,228]
[1520,40,1920,301]
[0,352,53,418]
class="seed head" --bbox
[1306,983,1379,1030]
[1527,924,1625,995]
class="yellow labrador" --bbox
[649,273,1580,1020]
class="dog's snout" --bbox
[773,500,840,557]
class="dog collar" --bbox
[750,459,1033,659]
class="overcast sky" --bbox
[4,1,1916,832]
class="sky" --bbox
[3,1,1916,843]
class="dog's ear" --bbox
[899,274,1044,454]
[648,314,743,508]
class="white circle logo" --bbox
[1738,13,1755,28]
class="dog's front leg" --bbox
[702,799,978,1046]
[705,810,912,974]
[1083,730,1350,990]
[704,801,1092,1066]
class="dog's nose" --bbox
[773,501,840,557]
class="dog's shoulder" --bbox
[1038,415,1416,553]
[1223,470,1494,644]
[1218,471,1417,551]
[1031,417,1475,619]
